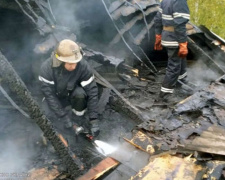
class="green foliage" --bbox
[188,0,225,39]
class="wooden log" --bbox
[76,157,119,180]
[0,51,84,175]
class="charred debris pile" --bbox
[0,0,225,179]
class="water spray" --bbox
[73,125,117,156]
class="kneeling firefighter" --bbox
[39,39,100,137]
[154,0,191,101]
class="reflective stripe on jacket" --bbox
[39,58,98,120]
[154,0,190,47]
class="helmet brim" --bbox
[55,53,82,63]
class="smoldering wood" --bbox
[128,79,225,158]
[0,51,84,176]
[93,69,147,122]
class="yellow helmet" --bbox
[55,39,82,63]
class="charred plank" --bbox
[110,6,158,45]
[93,69,147,123]
[187,37,225,76]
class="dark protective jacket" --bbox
[154,0,190,47]
[39,58,98,120]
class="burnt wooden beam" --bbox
[110,6,158,45]
[187,37,225,76]
[0,51,84,176]
[134,19,154,45]
[118,19,157,73]
[93,69,148,122]
[111,0,158,20]
[102,0,156,73]
[76,157,119,180]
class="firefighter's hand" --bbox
[89,119,100,137]
[178,42,188,58]
[154,34,163,51]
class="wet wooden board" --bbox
[77,157,119,180]
[129,154,203,180]
[184,126,225,156]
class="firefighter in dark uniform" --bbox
[39,39,100,136]
[154,0,190,100]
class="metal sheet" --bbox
[184,126,225,156]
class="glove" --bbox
[61,115,72,129]
[154,34,163,51]
[89,119,100,137]
[178,42,188,58]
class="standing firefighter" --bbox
[154,0,190,100]
[39,39,100,137]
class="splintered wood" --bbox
[124,131,155,154]
[77,157,119,180]
[130,154,203,180]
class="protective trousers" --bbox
[161,48,187,93]
[70,86,87,116]
[42,86,87,119]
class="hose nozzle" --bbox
[73,125,84,135]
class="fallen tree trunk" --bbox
[0,51,83,176]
